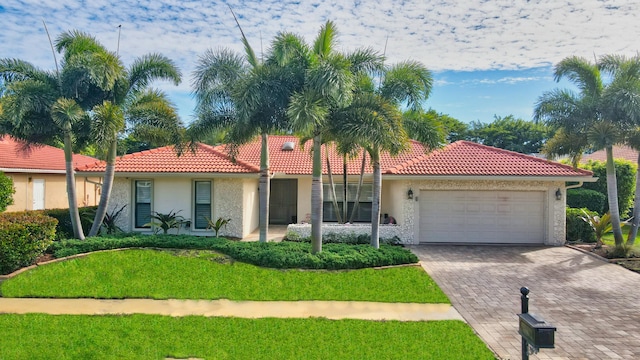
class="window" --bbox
[135,180,152,228]
[323,183,373,222]
[194,181,212,229]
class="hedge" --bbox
[0,212,57,274]
[581,159,636,218]
[37,206,97,240]
[49,235,418,270]
[566,188,606,214]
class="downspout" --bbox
[565,181,584,191]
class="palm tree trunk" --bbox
[63,132,85,240]
[311,135,323,254]
[626,152,640,246]
[349,149,367,223]
[89,139,117,237]
[605,146,624,247]
[342,154,348,222]
[370,148,381,249]
[259,132,270,242]
[326,151,342,223]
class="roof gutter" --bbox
[381,175,598,182]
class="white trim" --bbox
[76,172,259,179]
[1,168,65,174]
[382,175,597,182]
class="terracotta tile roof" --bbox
[0,136,97,171]
[582,145,639,163]
[76,135,592,178]
[76,143,259,173]
[386,140,593,177]
[219,135,430,175]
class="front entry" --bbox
[269,179,298,224]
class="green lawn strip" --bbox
[0,314,495,360]
[1,249,448,303]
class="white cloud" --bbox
[2,0,638,121]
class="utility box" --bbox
[518,313,556,349]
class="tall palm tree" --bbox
[598,54,640,247]
[287,21,384,253]
[0,31,123,239]
[190,23,303,242]
[87,54,183,237]
[329,61,441,248]
[535,55,639,247]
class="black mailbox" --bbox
[518,312,556,349]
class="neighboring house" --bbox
[76,135,594,245]
[582,145,639,163]
[0,136,101,212]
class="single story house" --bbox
[582,145,638,163]
[1,136,100,212]
[76,135,594,245]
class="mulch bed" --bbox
[568,243,640,274]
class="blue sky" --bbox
[1,0,638,124]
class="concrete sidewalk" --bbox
[0,298,463,321]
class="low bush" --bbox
[49,235,418,270]
[0,171,15,212]
[285,232,402,245]
[566,188,606,214]
[566,207,596,243]
[0,212,57,274]
[40,206,97,240]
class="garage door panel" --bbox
[419,190,545,244]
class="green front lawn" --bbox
[1,249,448,303]
[0,314,495,360]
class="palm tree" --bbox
[190,22,303,243]
[0,31,123,239]
[598,54,640,247]
[329,61,441,248]
[87,54,183,237]
[286,21,384,253]
[535,55,640,248]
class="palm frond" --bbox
[380,60,433,110]
[554,56,603,97]
[91,100,124,148]
[313,20,337,58]
[128,53,181,94]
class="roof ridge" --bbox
[457,140,593,176]
[202,143,260,172]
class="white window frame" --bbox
[133,180,153,229]
[193,180,213,230]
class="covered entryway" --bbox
[419,190,545,244]
[269,179,298,224]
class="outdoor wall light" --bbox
[407,188,414,200]
[555,188,562,201]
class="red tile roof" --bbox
[220,135,430,175]
[76,135,592,178]
[387,141,593,176]
[582,145,639,163]
[0,136,97,172]
[76,143,259,173]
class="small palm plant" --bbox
[205,217,231,238]
[145,210,186,235]
[581,210,613,249]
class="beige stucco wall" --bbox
[5,173,100,212]
[110,176,249,238]
[384,179,566,245]
[242,178,260,237]
[297,177,312,223]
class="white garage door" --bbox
[419,190,545,244]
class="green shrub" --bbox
[581,159,636,218]
[0,171,15,212]
[566,188,606,214]
[40,206,97,240]
[566,207,596,243]
[0,212,57,274]
[49,235,418,270]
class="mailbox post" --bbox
[518,287,556,360]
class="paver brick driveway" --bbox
[409,245,640,360]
